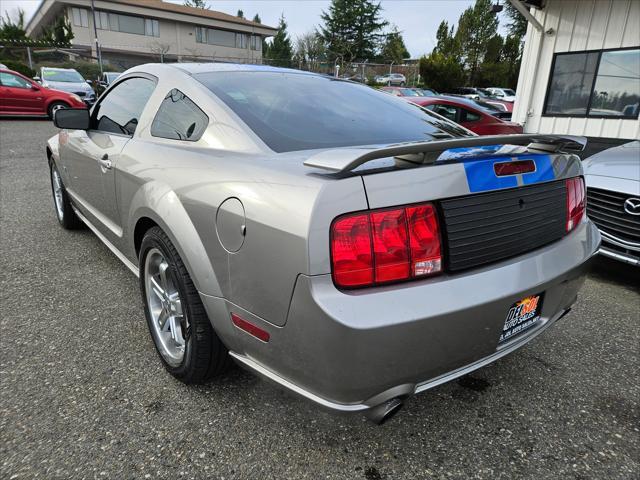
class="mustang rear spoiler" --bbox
[303,134,587,173]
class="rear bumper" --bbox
[201,220,600,412]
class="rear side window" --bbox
[195,71,470,152]
[151,89,209,141]
[0,72,31,89]
[462,109,481,122]
[94,77,155,136]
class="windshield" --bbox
[503,89,515,96]
[43,69,84,82]
[196,72,469,153]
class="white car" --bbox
[583,141,640,265]
[375,73,406,86]
[486,87,516,102]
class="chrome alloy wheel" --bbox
[52,167,65,221]
[50,103,67,116]
[144,248,188,366]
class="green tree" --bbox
[184,0,209,9]
[0,9,28,41]
[380,26,410,63]
[502,34,522,88]
[237,10,244,19]
[433,20,460,59]
[504,2,528,39]
[40,15,74,46]
[454,0,499,84]
[294,30,326,71]
[319,0,388,63]
[252,13,261,24]
[419,51,465,92]
[476,34,505,86]
[266,14,293,67]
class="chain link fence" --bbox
[1,41,420,89]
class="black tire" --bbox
[139,226,231,383]
[47,101,70,120]
[49,161,82,229]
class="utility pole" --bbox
[90,0,103,74]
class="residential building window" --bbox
[195,26,249,49]
[95,11,159,37]
[250,35,261,51]
[544,48,640,118]
[236,33,247,49]
[71,7,88,28]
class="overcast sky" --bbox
[1,0,510,58]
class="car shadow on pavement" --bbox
[588,255,639,292]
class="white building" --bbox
[26,0,277,68]
[512,0,639,156]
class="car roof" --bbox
[166,62,313,76]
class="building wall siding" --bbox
[513,0,640,140]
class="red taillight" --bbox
[330,203,442,288]
[566,177,585,232]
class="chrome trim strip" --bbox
[230,308,571,413]
[229,352,370,412]
[598,246,640,266]
[599,229,640,249]
[73,207,139,277]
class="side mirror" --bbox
[31,84,40,91]
[54,108,90,130]
[33,76,41,83]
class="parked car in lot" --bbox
[375,73,406,86]
[583,141,640,265]
[47,63,598,424]
[35,67,96,105]
[0,68,87,118]
[485,87,516,102]
[408,95,522,135]
[380,86,425,97]
[96,71,122,96]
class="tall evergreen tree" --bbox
[184,0,210,9]
[0,9,28,41]
[252,14,262,24]
[433,20,460,60]
[40,15,74,45]
[454,0,499,84]
[319,0,388,63]
[266,14,293,67]
[380,26,410,64]
[504,2,528,39]
[237,10,244,19]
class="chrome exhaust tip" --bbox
[365,397,404,425]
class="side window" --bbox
[93,77,155,135]
[0,72,31,89]
[150,89,209,141]
[462,109,481,122]
[429,104,458,122]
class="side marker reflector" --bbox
[231,313,270,342]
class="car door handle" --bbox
[98,154,112,170]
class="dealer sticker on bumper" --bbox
[499,294,543,344]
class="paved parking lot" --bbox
[1,120,638,480]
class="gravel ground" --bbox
[1,120,638,480]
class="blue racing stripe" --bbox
[460,153,556,193]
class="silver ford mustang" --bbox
[47,64,600,423]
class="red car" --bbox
[0,68,86,119]
[408,95,522,135]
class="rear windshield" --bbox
[195,71,468,153]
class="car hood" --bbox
[583,141,640,181]
[44,80,93,94]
